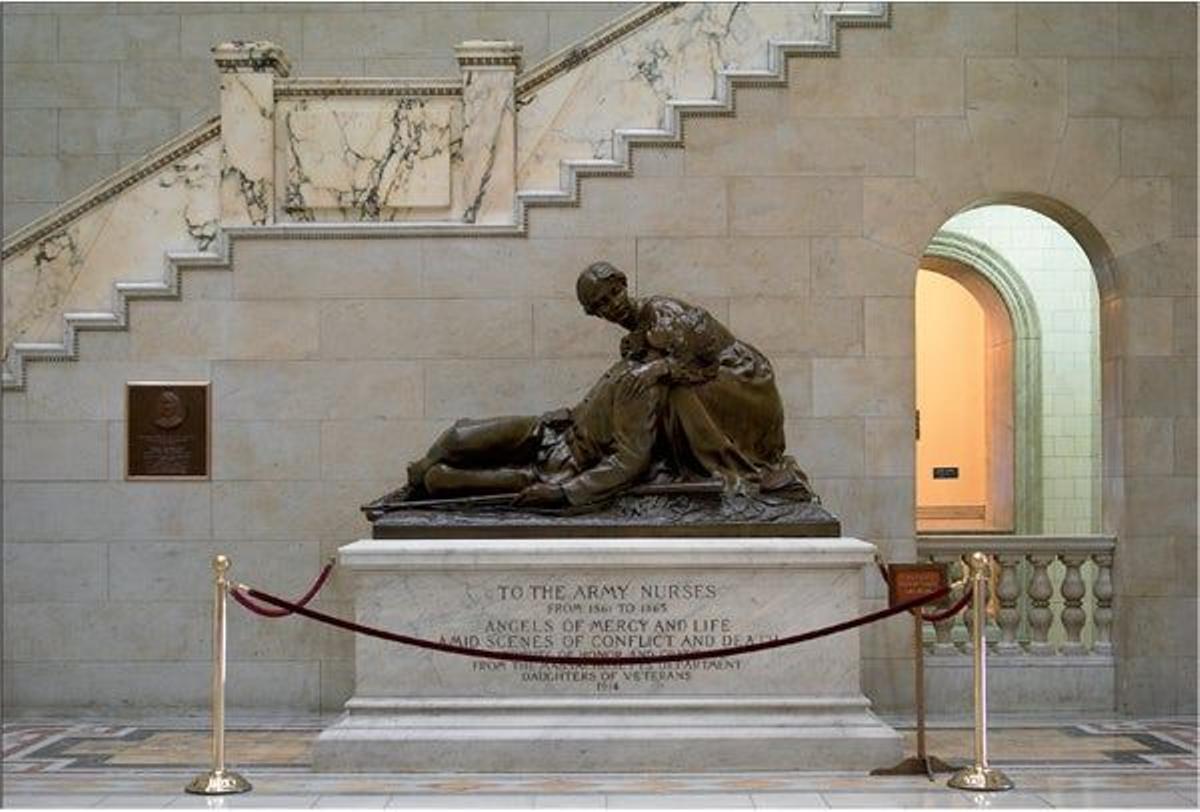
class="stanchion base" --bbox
[947,765,1013,792]
[871,755,959,780]
[185,769,252,795]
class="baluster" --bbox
[1092,552,1114,655]
[994,555,1021,654]
[1026,555,1054,655]
[961,555,981,652]
[1059,555,1087,655]
[930,557,960,655]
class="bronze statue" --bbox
[399,262,811,511]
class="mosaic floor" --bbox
[2,715,1196,808]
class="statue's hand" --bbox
[630,358,670,394]
[514,482,568,508]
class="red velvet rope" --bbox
[231,560,334,618]
[240,582,952,667]
[920,588,974,623]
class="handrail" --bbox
[515,3,680,99]
[2,117,221,260]
[917,535,1116,556]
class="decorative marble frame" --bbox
[276,95,459,220]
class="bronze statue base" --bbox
[365,485,841,539]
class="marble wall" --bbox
[1,2,1196,717]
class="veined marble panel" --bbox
[278,98,458,222]
[220,72,276,226]
[3,141,220,356]
[516,2,886,190]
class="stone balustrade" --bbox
[915,535,1116,658]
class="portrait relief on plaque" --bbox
[126,381,211,480]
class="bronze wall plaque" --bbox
[126,381,211,480]
[888,563,948,607]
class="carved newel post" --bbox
[455,40,521,225]
[213,41,291,226]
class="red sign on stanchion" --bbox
[888,563,948,608]
[872,561,957,780]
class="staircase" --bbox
[1,2,888,391]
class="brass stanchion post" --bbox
[186,555,252,795]
[947,552,1012,792]
[871,559,956,779]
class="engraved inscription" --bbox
[441,578,778,691]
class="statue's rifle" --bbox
[361,480,725,518]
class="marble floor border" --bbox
[2,715,1196,809]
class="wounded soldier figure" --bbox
[401,262,811,510]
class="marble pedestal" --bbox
[314,537,902,772]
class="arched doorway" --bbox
[915,204,1101,535]
[917,232,1043,534]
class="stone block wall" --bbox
[1,2,635,234]
[2,2,1196,715]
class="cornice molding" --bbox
[275,78,463,98]
[212,40,291,76]
[456,40,523,70]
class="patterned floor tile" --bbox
[824,791,983,808]
[1,795,105,809]
[386,794,536,808]
[166,793,312,808]
[2,716,1195,808]
[944,792,1051,809]
[530,795,607,808]
[93,795,182,808]
[606,793,754,808]
[747,791,828,808]
[1033,789,1196,808]
[312,794,391,808]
